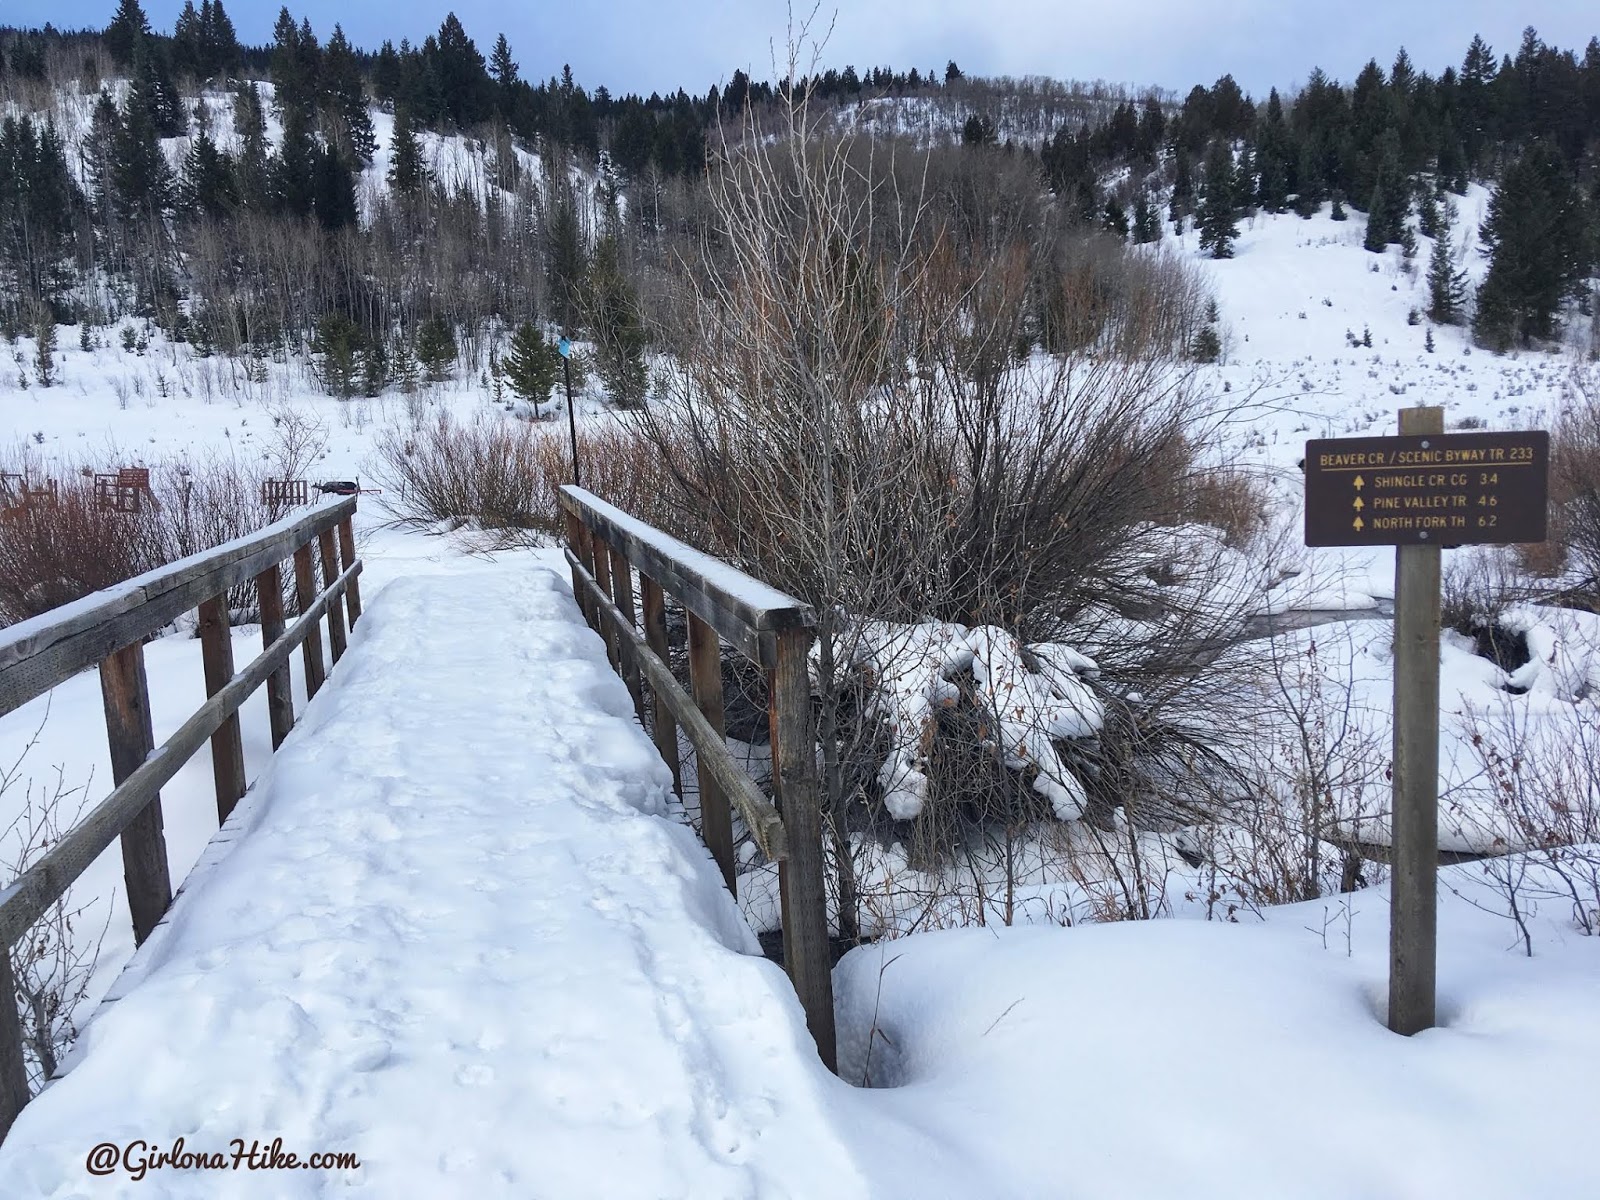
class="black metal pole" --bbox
[563,356,581,487]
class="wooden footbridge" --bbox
[0,488,837,1167]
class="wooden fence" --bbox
[0,497,362,1140]
[560,486,836,1072]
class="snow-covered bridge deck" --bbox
[0,563,860,1198]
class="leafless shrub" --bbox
[370,411,684,541]
[633,36,1265,943]
[1452,694,1600,951]
[1542,364,1600,592]
[0,708,108,1091]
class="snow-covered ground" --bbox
[0,552,1594,1197]
[2,106,1598,1192]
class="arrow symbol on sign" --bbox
[1353,497,1365,511]
[1353,475,1365,490]
[1352,516,1366,532]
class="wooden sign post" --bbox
[1305,408,1549,1036]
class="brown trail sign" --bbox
[1304,430,1548,547]
[1304,410,1549,1039]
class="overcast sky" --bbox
[10,1,1597,99]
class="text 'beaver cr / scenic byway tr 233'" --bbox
[1304,407,1549,1042]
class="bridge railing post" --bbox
[292,544,327,698]
[769,627,836,1073]
[639,574,682,796]
[198,595,247,823]
[99,641,172,947]
[687,613,735,894]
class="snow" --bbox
[3,552,1594,1197]
[833,862,1600,1199]
[0,558,862,1198]
[2,72,1599,1196]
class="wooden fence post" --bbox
[318,529,348,663]
[639,576,682,795]
[0,949,32,1141]
[256,564,294,749]
[337,516,362,627]
[769,627,836,1072]
[98,642,172,946]
[197,596,247,823]
[292,543,327,698]
[687,614,736,894]
[608,544,646,724]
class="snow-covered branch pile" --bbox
[839,620,1104,822]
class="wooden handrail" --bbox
[0,498,361,1141]
[560,485,836,1073]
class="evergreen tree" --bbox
[1426,201,1468,324]
[112,78,174,222]
[203,0,242,78]
[1169,150,1196,224]
[1474,143,1589,347]
[105,0,152,67]
[545,181,588,330]
[272,104,318,219]
[172,1,204,78]
[1131,192,1162,243]
[33,311,57,387]
[586,234,647,407]
[183,129,236,218]
[322,26,376,164]
[232,82,270,209]
[490,34,519,95]
[503,320,559,414]
[432,14,492,127]
[373,41,402,105]
[1197,139,1239,259]
[415,316,456,381]
[387,105,427,197]
[1102,198,1128,239]
[312,145,357,232]
[312,312,363,397]
[270,8,320,120]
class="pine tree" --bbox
[172,1,204,78]
[1169,150,1196,224]
[112,79,174,222]
[232,82,270,210]
[183,129,236,218]
[1197,139,1239,259]
[415,316,456,381]
[1131,193,1162,243]
[32,311,57,387]
[502,320,559,414]
[490,34,519,94]
[105,0,152,67]
[585,234,647,407]
[1102,198,1128,239]
[272,104,317,219]
[1474,144,1589,347]
[312,312,363,397]
[545,180,588,330]
[312,146,357,232]
[203,0,241,79]
[387,105,427,196]
[322,26,376,164]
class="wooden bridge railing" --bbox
[0,497,362,1140]
[560,486,836,1072]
